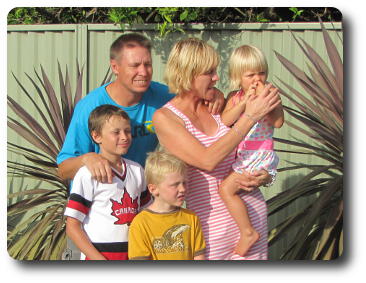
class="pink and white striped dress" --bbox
[164,102,268,260]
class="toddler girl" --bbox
[219,45,284,256]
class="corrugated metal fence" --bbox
[7,22,343,259]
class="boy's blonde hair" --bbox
[229,45,268,90]
[164,37,220,95]
[145,150,187,185]
[88,104,130,140]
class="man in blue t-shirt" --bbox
[57,33,224,184]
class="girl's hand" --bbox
[245,82,258,97]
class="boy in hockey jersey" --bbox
[64,104,150,260]
[128,150,206,260]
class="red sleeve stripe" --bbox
[67,199,90,215]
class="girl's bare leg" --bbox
[219,171,260,256]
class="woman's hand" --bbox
[234,170,271,191]
[244,83,281,122]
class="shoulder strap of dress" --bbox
[231,89,244,106]
[163,102,191,125]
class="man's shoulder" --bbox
[149,81,168,91]
[148,81,174,101]
[75,83,110,109]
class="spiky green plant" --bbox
[268,21,343,259]
[7,63,113,260]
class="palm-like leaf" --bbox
[7,63,111,260]
[269,21,343,260]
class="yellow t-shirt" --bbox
[128,207,206,260]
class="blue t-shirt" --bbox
[57,81,174,167]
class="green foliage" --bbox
[108,7,152,30]
[268,21,343,259]
[289,7,304,21]
[7,7,110,24]
[8,7,342,26]
[255,12,270,23]
[8,7,45,24]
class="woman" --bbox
[153,38,280,260]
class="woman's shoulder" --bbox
[153,102,184,125]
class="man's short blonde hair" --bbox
[110,33,151,60]
[229,45,268,90]
[164,38,220,95]
[145,149,187,186]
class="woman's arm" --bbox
[154,108,247,171]
[154,84,280,171]
[234,170,273,190]
[66,217,106,260]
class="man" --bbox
[57,33,224,184]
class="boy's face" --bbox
[92,115,132,157]
[240,69,267,92]
[151,172,187,210]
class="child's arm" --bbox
[222,84,257,127]
[193,215,206,260]
[194,254,205,260]
[266,100,284,128]
[66,217,106,260]
[221,92,247,127]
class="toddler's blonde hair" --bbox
[145,149,187,186]
[164,37,220,95]
[229,45,268,90]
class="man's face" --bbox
[111,46,153,96]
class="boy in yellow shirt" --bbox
[128,150,206,260]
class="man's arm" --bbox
[57,98,114,183]
[205,87,226,114]
[58,153,113,183]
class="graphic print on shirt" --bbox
[144,120,155,134]
[152,224,190,254]
[110,187,138,225]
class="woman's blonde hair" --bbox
[229,45,268,90]
[145,149,187,186]
[164,38,220,95]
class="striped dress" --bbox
[164,102,268,260]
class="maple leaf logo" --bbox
[110,187,138,225]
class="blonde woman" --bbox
[153,38,280,260]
